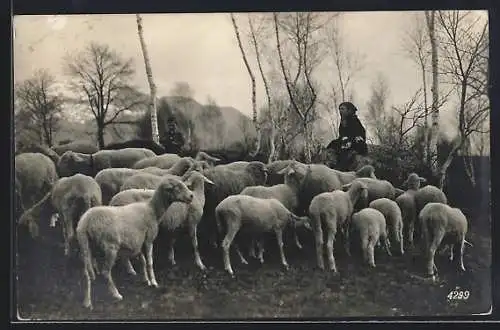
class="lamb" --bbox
[308,180,369,271]
[278,161,343,216]
[52,141,99,156]
[109,189,155,206]
[395,173,427,248]
[95,168,140,205]
[120,172,181,191]
[342,177,400,209]
[76,176,194,309]
[265,160,296,185]
[413,184,448,246]
[350,208,392,268]
[18,173,102,256]
[418,202,468,280]
[15,152,59,219]
[200,161,269,249]
[103,139,166,155]
[160,171,214,271]
[215,195,312,276]
[240,164,303,251]
[57,148,156,177]
[132,153,182,169]
[369,198,404,256]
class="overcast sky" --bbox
[13,11,488,136]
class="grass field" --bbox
[14,212,491,321]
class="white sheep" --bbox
[395,173,427,248]
[413,184,448,247]
[342,177,401,209]
[120,172,181,191]
[95,168,140,205]
[109,188,155,206]
[215,195,311,276]
[350,207,392,268]
[76,176,194,309]
[160,171,214,271]
[132,153,182,169]
[240,164,303,252]
[308,180,368,271]
[418,202,468,280]
[369,198,404,256]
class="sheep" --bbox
[418,202,468,280]
[183,160,212,175]
[395,173,427,248]
[76,176,194,309]
[57,148,156,177]
[215,161,251,171]
[15,152,59,219]
[369,198,404,256]
[120,172,181,191]
[95,168,140,205]
[109,189,155,206]
[103,139,166,155]
[240,164,304,252]
[200,161,269,249]
[308,180,369,271]
[18,174,102,256]
[195,151,221,167]
[132,153,182,169]
[160,171,214,271]
[52,141,99,155]
[342,177,400,209]
[332,165,377,185]
[16,143,61,166]
[265,160,297,185]
[215,195,312,276]
[350,208,392,268]
[413,184,448,246]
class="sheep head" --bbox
[57,151,92,177]
[183,170,214,190]
[344,180,369,207]
[246,161,268,185]
[355,164,376,179]
[195,151,221,166]
[152,177,194,214]
[402,173,427,190]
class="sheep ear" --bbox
[202,175,215,185]
[419,177,427,184]
[395,188,405,197]
[277,167,292,175]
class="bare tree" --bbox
[230,13,259,156]
[15,69,63,147]
[65,42,145,148]
[273,12,329,162]
[365,72,391,144]
[436,10,489,188]
[402,13,431,162]
[170,81,195,100]
[136,14,160,144]
[425,10,441,174]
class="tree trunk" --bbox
[268,125,277,163]
[136,14,160,144]
[97,121,105,149]
[230,13,259,157]
[438,139,462,189]
[303,122,311,163]
[425,10,439,173]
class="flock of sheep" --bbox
[15,141,470,311]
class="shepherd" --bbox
[326,102,368,171]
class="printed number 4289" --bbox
[447,290,470,300]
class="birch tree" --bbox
[230,13,260,156]
[436,10,489,188]
[136,14,160,144]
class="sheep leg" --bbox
[92,258,100,275]
[408,221,415,248]
[457,239,466,272]
[324,220,337,272]
[222,224,239,276]
[101,246,123,301]
[249,240,257,259]
[398,225,405,256]
[168,235,177,266]
[313,218,325,270]
[138,253,151,285]
[382,234,392,257]
[294,230,303,250]
[189,224,206,271]
[145,242,159,287]
[275,229,289,270]
[124,258,137,276]
[426,230,445,276]
[368,240,376,268]
[256,239,265,264]
[449,244,454,261]
[235,243,249,265]
[342,222,352,257]
[82,266,93,309]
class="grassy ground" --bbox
[14,214,491,321]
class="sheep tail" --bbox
[76,225,96,281]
